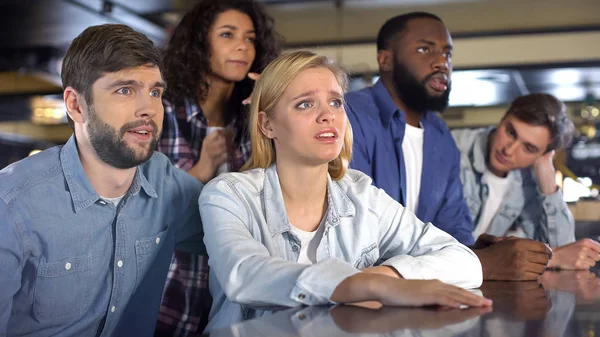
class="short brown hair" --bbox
[61,24,160,127]
[505,93,575,151]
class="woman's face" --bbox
[208,9,256,83]
[259,67,347,168]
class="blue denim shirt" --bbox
[345,80,475,246]
[199,165,483,332]
[0,135,205,336]
[452,127,575,247]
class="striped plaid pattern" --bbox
[156,98,251,336]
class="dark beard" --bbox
[86,106,158,169]
[392,60,451,113]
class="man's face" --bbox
[83,65,165,169]
[389,18,453,113]
[489,114,552,175]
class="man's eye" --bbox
[117,87,131,95]
[150,89,162,98]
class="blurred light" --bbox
[550,69,581,86]
[592,107,599,117]
[563,177,591,202]
[582,109,591,119]
[578,177,593,187]
[29,150,42,156]
[449,71,500,106]
[29,96,67,125]
[552,87,585,102]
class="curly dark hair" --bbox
[161,0,282,113]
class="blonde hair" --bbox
[241,51,353,180]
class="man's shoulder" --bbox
[345,87,380,120]
[0,146,63,203]
[203,169,265,196]
[451,127,488,150]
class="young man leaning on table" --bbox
[452,93,600,271]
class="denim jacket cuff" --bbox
[292,258,360,305]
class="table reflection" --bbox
[203,270,600,337]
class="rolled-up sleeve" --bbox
[374,187,483,289]
[0,201,24,334]
[199,180,359,308]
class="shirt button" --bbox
[291,245,299,252]
[299,314,306,320]
[117,260,123,268]
[65,262,71,270]
[155,237,161,244]
[298,293,306,300]
[332,218,339,224]
[111,306,116,313]
[99,200,107,205]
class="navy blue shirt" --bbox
[346,80,475,246]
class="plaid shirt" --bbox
[155,98,251,336]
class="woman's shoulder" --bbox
[203,168,267,195]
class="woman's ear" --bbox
[258,111,275,139]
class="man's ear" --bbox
[258,111,275,139]
[64,87,86,125]
[377,49,394,73]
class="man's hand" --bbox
[533,150,558,195]
[472,234,505,250]
[547,239,600,270]
[473,238,552,281]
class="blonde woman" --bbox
[199,51,490,332]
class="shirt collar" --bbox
[263,164,356,236]
[60,135,158,213]
[370,79,446,133]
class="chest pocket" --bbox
[34,253,93,321]
[135,225,170,287]
[354,243,379,270]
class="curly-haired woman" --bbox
[155,0,281,335]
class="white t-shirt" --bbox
[206,126,229,175]
[473,170,511,238]
[402,123,424,213]
[101,194,125,207]
[290,224,325,264]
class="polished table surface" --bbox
[202,269,600,337]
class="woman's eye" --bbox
[330,99,343,108]
[297,101,313,109]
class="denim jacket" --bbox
[451,128,575,247]
[199,164,483,332]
